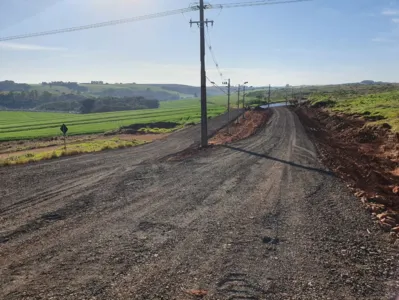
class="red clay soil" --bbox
[295,106,399,240]
[209,110,272,145]
[165,110,271,162]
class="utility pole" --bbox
[292,87,294,101]
[285,84,288,106]
[223,79,231,133]
[190,0,213,148]
[243,85,246,110]
[242,81,248,120]
[237,84,241,109]
[268,84,271,108]
[236,85,241,123]
[300,86,302,103]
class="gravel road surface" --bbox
[0,108,398,299]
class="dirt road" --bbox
[0,108,398,299]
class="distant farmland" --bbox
[0,98,228,141]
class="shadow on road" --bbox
[222,145,336,177]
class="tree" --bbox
[80,98,96,114]
[40,91,53,102]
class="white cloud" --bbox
[0,42,66,51]
[392,18,399,23]
[382,9,399,15]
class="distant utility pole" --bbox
[237,84,241,109]
[300,87,302,102]
[190,0,213,147]
[237,84,241,123]
[285,84,289,106]
[242,81,248,120]
[268,84,271,108]
[223,79,231,133]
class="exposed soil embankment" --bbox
[165,110,271,161]
[210,109,272,145]
[296,106,399,240]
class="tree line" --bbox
[0,90,159,113]
[41,81,89,93]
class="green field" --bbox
[0,97,228,141]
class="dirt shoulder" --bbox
[295,106,399,240]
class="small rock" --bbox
[377,212,393,220]
[391,226,399,233]
[355,190,366,198]
[360,196,368,204]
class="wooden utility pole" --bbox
[242,84,247,120]
[237,84,241,109]
[236,85,241,123]
[292,87,294,101]
[243,85,246,108]
[190,0,213,147]
[268,84,271,108]
[223,79,231,133]
[285,85,288,106]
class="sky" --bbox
[0,0,398,86]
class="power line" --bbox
[210,0,313,9]
[0,0,313,42]
[205,26,224,80]
[206,76,228,95]
[0,7,198,42]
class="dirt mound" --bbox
[296,107,399,240]
[163,110,272,162]
[209,110,272,145]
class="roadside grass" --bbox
[309,91,399,132]
[0,138,146,166]
[137,126,183,134]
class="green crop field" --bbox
[0,98,227,141]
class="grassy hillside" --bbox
[0,97,227,141]
[328,91,399,132]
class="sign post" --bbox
[60,124,68,151]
